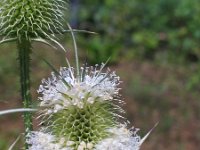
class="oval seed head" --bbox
[37,64,124,149]
[0,0,67,41]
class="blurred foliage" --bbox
[69,0,200,89]
[0,44,19,101]
[78,36,120,64]
[74,0,200,64]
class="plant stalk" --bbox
[17,39,33,149]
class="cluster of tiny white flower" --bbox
[95,125,142,150]
[38,64,120,113]
[77,141,94,150]
[27,124,145,150]
[27,131,72,150]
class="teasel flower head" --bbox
[36,63,125,149]
[0,0,67,45]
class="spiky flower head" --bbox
[0,0,67,42]
[36,64,124,149]
[27,63,153,150]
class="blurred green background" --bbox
[1,0,200,149]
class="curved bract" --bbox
[0,0,67,42]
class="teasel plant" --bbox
[0,0,156,149]
[0,0,68,149]
[25,27,157,150]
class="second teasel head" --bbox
[0,0,67,42]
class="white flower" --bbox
[77,141,94,150]
[27,131,72,150]
[87,142,94,149]
[95,125,143,150]
[38,64,120,114]
[77,141,86,150]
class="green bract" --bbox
[0,0,67,42]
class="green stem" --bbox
[17,39,32,149]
